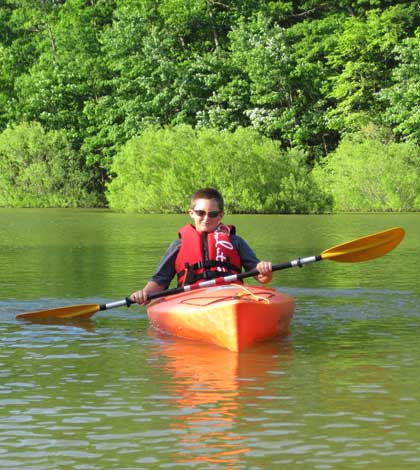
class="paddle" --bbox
[16,226,404,321]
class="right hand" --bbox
[130,289,149,305]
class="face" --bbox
[189,198,224,232]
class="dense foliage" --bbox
[313,127,420,212]
[0,0,419,211]
[107,125,331,213]
[0,122,97,207]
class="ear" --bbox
[188,208,195,219]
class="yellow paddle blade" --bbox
[321,227,405,263]
[16,304,101,320]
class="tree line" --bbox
[0,0,419,212]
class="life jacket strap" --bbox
[177,260,241,279]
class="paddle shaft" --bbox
[147,254,320,299]
[17,226,404,320]
[100,254,322,311]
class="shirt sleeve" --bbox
[231,235,260,271]
[150,239,181,288]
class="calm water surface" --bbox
[0,209,419,469]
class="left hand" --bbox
[255,261,273,284]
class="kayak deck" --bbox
[147,284,294,352]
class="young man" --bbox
[130,188,273,304]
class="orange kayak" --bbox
[147,284,294,352]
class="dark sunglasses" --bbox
[192,209,221,218]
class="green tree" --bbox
[380,29,420,144]
[312,126,420,212]
[1,0,418,208]
[199,13,339,159]
[10,0,116,200]
[0,0,47,130]
[0,122,96,207]
[107,125,331,214]
[325,4,419,133]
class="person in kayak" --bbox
[130,187,273,304]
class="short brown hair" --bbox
[190,188,224,211]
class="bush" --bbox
[312,127,420,211]
[106,125,331,213]
[0,122,96,207]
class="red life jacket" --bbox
[175,224,242,286]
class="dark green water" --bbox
[1,209,419,469]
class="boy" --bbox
[131,188,272,304]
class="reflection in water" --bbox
[16,317,97,332]
[149,329,294,467]
[2,211,420,468]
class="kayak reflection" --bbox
[149,330,294,467]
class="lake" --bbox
[0,209,419,469]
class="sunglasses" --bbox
[192,209,222,218]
